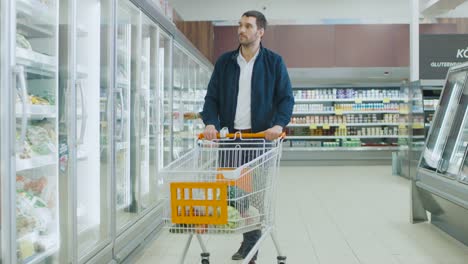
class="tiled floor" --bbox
[134,166,468,264]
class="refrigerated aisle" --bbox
[133,166,468,264]
[15,0,60,262]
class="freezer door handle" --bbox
[77,80,88,144]
[117,89,124,141]
[15,65,29,152]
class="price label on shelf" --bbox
[339,124,346,129]
[355,99,363,104]
[323,124,330,129]
[309,124,318,129]
[383,98,391,103]
[335,109,343,115]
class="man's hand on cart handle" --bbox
[263,125,283,141]
[203,125,218,140]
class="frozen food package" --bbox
[26,125,54,155]
[16,33,32,50]
[16,175,48,195]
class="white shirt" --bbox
[234,49,259,130]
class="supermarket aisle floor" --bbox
[134,166,468,264]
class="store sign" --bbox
[420,34,468,80]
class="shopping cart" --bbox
[160,131,287,264]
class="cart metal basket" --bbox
[160,132,287,264]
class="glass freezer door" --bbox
[116,0,139,231]
[159,31,171,167]
[421,71,467,172]
[437,81,468,178]
[75,0,111,259]
[15,0,59,262]
[141,15,160,209]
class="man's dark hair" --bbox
[242,10,267,30]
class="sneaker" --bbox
[231,243,246,260]
[231,251,244,260]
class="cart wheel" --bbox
[277,255,287,264]
[201,252,210,264]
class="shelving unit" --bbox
[284,84,413,163]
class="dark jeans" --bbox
[218,137,264,259]
[243,229,261,260]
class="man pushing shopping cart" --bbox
[161,10,294,264]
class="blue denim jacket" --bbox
[201,45,294,133]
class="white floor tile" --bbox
[134,165,468,264]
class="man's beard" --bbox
[239,36,257,48]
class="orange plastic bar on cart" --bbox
[198,132,286,140]
[170,182,228,225]
[216,168,253,193]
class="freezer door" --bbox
[141,14,161,209]
[15,0,60,262]
[116,0,139,232]
[75,0,112,260]
[421,71,467,173]
[159,31,172,168]
[172,45,192,160]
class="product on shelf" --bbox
[26,124,55,155]
[29,95,51,105]
[16,33,32,50]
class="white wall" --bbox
[170,0,412,24]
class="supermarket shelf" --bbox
[16,105,56,119]
[16,47,56,76]
[293,110,401,115]
[21,245,59,264]
[283,146,402,152]
[17,19,54,38]
[77,64,88,78]
[295,98,406,103]
[287,135,406,139]
[173,98,204,103]
[293,111,335,115]
[16,154,56,171]
[288,123,402,127]
[115,142,128,151]
[77,24,88,37]
[17,0,55,25]
[424,108,436,112]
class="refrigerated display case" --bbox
[115,0,138,232]
[142,14,160,211]
[412,61,468,246]
[14,0,60,262]
[1,0,213,262]
[159,30,172,168]
[398,81,425,179]
[74,0,112,261]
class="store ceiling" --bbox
[169,0,468,24]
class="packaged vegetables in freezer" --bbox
[16,173,57,260]
[26,124,55,155]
